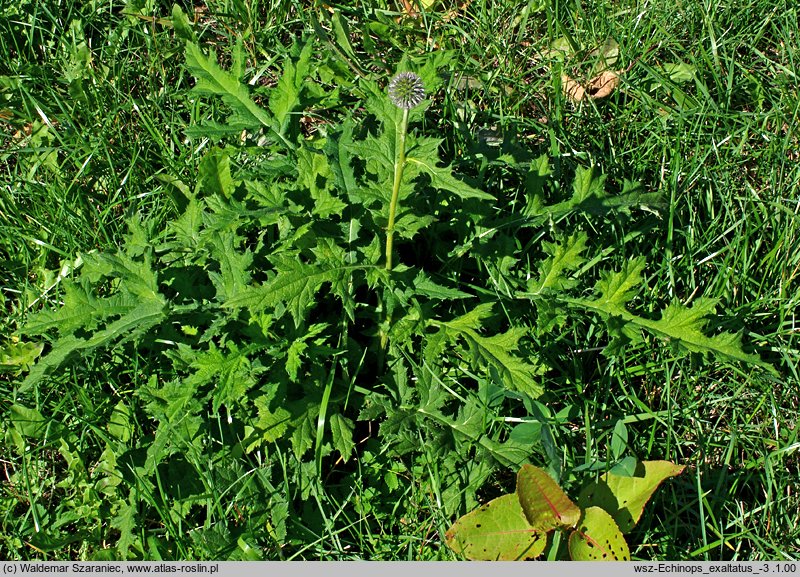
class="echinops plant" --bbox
[8,36,774,560]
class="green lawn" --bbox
[1,0,798,561]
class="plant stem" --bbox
[380,107,409,353]
[385,107,409,273]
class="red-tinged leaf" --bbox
[445,494,547,560]
[577,460,685,533]
[568,506,630,561]
[516,464,581,531]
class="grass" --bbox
[1,0,798,561]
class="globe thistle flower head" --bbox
[388,72,425,109]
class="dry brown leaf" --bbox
[587,70,620,99]
[562,70,620,102]
[561,74,586,102]
[442,1,471,21]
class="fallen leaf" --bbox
[445,494,547,560]
[517,464,581,531]
[587,70,620,99]
[401,0,418,17]
[562,70,620,102]
[589,38,620,70]
[562,74,586,102]
[568,507,631,561]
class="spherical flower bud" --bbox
[388,72,425,109]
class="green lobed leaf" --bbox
[522,163,661,226]
[475,435,534,470]
[405,137,494,201]
[324,119,358,196]
[185,42,268,127]
[184,42,292,149]
[285,323,328,382]
[425,304,544,398]
[516,464,581,531]
[224,256,361,327]
[140,372,202,425]
[421,326,450,369]
[329,413,355,463]
[207,231,253,302]
[196,147,235,198]
[570,287,775,370]
[94,444,121,495]
[202,193,283,233]
[183,342,263,413]
[21,284,104,336]
[571,165,607,204]
[21,299,167,392]
[393,212,436,239]
[144,415,205,474]
[164,197,204,251]
[387,306,424,344]
[410,376,529,469]
[346,132,394,190]
[437,453,496,519]
[80,250,161,301]
[297,146,347,218]
[526,232,589,296]
[577,460,685,533]
[111,495,139,560]
[0,340,44,369]
[568,506,630,561]
[523,154,552,204]
[183,121,247,141]
[268,40,313,135]
[251,396,292,445]
[654,300,768,364]
[445,493,547,560]
[457,326,544,398]
[413,271,472,300]
[592,257,647,313]
[291,409,317,459]
[440,302,496,333]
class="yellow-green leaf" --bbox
[577,460,685,533]
[568,506,630,561]
[0,341,43,369]
[516,464,581,531]
[445,494,546,560]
